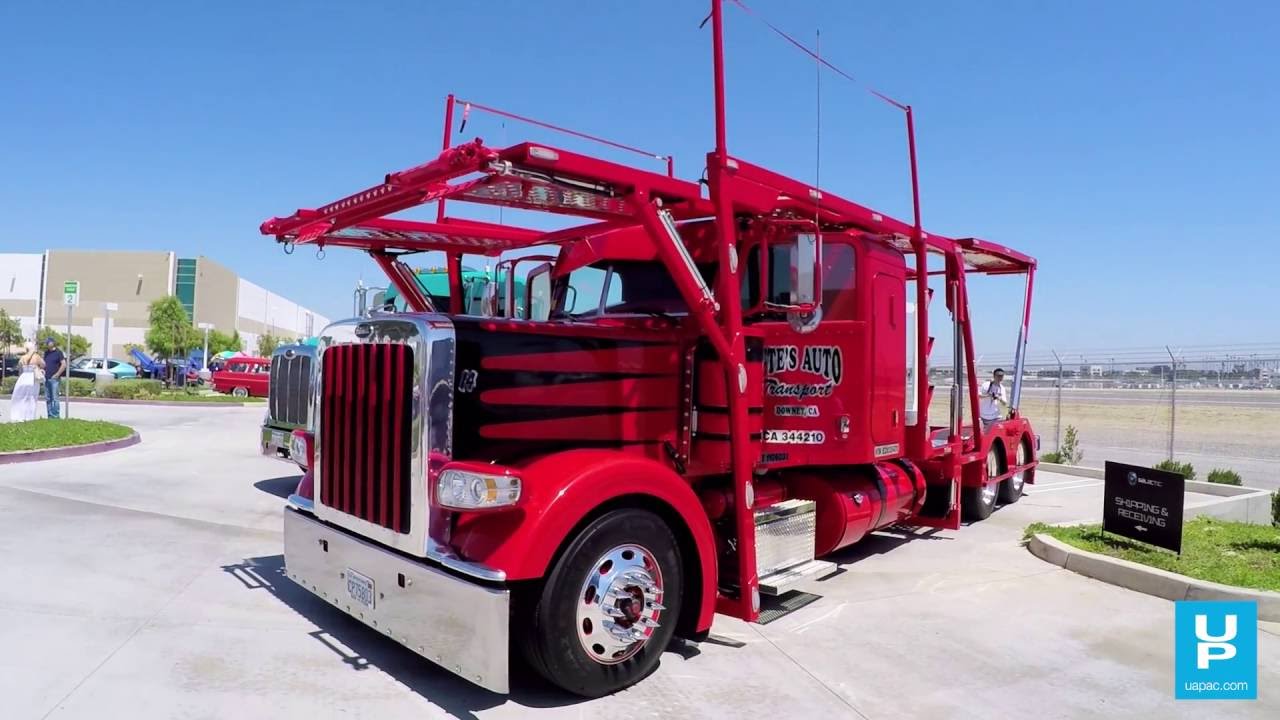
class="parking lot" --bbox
[1,402,1276,719]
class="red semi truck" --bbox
[263,4,1038,698]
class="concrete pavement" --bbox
[0,402,1275,719]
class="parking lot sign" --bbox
[1103,461,1185,553]
[63,280,80,307]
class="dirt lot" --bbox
[933,387,1280,490]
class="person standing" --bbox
[979,367,1008,431]
[42,337,67,419]
[8,342,43,422]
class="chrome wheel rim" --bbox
[576,543,665,665]
[983,449,1001,505]
[233,387,247,397]
[1010,443,1027,492]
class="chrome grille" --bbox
[320,342,414,533]
[268,347,314,428]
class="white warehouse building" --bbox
[0,250,327,358]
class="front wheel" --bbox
[231,386,249,398]
[518,508,683,697]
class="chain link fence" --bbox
[930,354,1280,491]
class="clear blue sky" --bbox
[2,1,1276,360]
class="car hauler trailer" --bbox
[262,2,1038,698]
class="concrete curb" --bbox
[1028,533,1280,621]
[0,431,142,464]
[0,394,253,408]
[1038,462,1103,479]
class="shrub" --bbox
[1059,426,1083,465]
[1153,459,1196,481]
[1039,450,1063,463]
[1272,491,1279,528]
[99,383,147,399]
[1206,468,1243,486]
[97,379,163,400]
[2,376,92,397]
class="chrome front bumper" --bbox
[261,424,291,461]
[282,507,510,693]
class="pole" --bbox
[437,94,456,223]
[102,305,111,366]
[65,305,72,419]
[202,328,210,371]
[906,106,932,457]
[709,0,760,622]
[1166,345,1176,460]
[1052,349,1063,452]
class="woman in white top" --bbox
[8,341,44,422]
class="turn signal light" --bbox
[291,429,313,470]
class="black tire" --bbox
[999,440,1030,504]
[518,508,683,697]
[963,446,1003,521]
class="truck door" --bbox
[870,271,906,451]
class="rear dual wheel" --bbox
[518,508,683,698]
[963,445,1004,521]
[999,440,1030,504]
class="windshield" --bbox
[558,261,689,317]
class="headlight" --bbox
[436,468,520,510]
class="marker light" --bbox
[528,146,560,162]
[291,430,313,470]
[436,468,521,511]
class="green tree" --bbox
[37,326,91,358]
[206,329,243,355]
[256,332,281,358]
[0,309,22,381]
[145,296,200,360]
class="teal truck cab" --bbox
[261,266,530,462]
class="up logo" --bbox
[1194,613,1237,668]
[1174,601,1257,700]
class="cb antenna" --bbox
[815,28,821,229]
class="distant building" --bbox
[0,251,326,358]
[1080,364,1104,377]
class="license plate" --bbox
[271,430,285,449]
[346,569,375,609]
[764,429,826,444]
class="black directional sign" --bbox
[1103,461,1185,553]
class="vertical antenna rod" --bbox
[712,0,730,158]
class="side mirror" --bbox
[463,278,499,317]
[792,233,821,307]
[789,233,822,333]
[524,262,553,321]
[479,280,499,317]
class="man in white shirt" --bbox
[980,368,1008,430]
